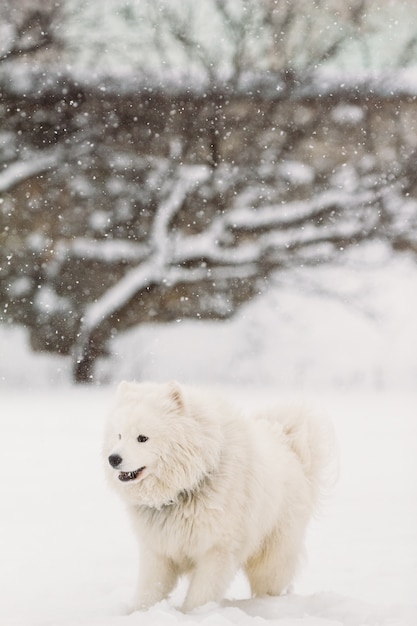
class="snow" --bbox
[226,188,378,233]
[278,161,315,186]
[54,237,149,265]
[78,259,157,334]
[0,388,416,626]
[2,4,416,620]
[330,105,365,125]
[1,243,417,625]
[0,148,60,193]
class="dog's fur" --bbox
[103,381,333,612]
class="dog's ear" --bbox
[167,380,185,412]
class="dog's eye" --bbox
[137,435,148,443]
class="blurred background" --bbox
[1,0,417,389]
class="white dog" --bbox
[104,381,333,612]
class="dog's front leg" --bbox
[132,549,179,611]
[182,548,236,612]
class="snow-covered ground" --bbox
[1,246,417,624]
[0,388,416,626]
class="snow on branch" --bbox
[0,149,61,193]
[76,173,383,355]
[49,238,149,274]
[226,188,380,232]
[79,260,159,336]
[173,187,382,268]
[150,164,210,256]
[71,155,387,382]
[74,164,211,361]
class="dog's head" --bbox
[104,380,185,487]
[103,380,223,508]
[104,380,225,508]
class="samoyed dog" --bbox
[104,380,333,612]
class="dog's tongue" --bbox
[118,467,144,482]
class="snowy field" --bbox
[1,248,417,625]
[1,387,416,626]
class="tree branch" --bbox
[0,148,61,193]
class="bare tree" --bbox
[142,0,369,83]
[72,157,386,382]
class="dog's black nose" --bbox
[108,454,123,468]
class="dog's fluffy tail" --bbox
[258,404,338,504]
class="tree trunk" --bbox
[73,340,99,384]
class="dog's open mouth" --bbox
[118,467,145,482]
